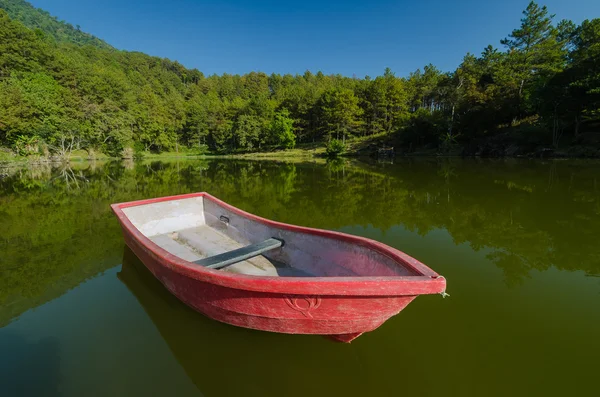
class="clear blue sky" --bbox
[30,0,600,77]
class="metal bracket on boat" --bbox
[193,238,284,270]
[219,215,230,224]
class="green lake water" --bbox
[1,158,599,397]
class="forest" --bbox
[0,0,599,158]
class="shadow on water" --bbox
[0,331,62,397]
[118,246,381,397]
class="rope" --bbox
[436,276,450,298]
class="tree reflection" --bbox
[1,158,599,325]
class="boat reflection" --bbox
[117,246,378,397]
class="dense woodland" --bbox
[0,0,599,157]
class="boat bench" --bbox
[149,228,283,276]
[193,238,283,269]
[150,227,312,277]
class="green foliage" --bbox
[0,1,599,157]
[0,7,49,76]
[270,109,295,149]
[234,115,262,150]
[325,138,346,157]
[0,72,75,145]
[13,134,39,155]
[318,88,363,142]
[0,0,112,49]
[402,109,448,149]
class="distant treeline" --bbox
[0,0,599,157]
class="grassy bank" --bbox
[210,145,325,159]
[3,128,600,167]
[0,143,327,165]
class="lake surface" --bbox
[1,158,599,397]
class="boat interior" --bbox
[121,196,419,278]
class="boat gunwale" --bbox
[111,192,446,296]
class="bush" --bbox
[325,139,346,157]
[101,138,124,158]
[189,144,209,156]
[133,142,146,160]
[14,135,41,156]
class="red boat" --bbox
[111,192,447,342]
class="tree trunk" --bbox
[448,105,455,139]
[518,79,524,97]
[552,112,563,149]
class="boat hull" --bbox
[124,232,415,342]
[113,193,446,342]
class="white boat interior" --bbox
[121,196,418,278]
[122,197,312,277]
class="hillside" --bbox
[0,0,112,49]
[0,1,599,159]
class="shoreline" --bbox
[2,144,600,168]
